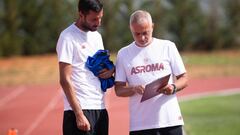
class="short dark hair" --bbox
[78,0,103,15]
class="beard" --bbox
[82,24,97,31]
[81,20,98,32]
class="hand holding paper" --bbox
[157,84,174,95]
[140,74,170,102]
[133,85,145,95]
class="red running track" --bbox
[0,76,240,135]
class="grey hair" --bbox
[129,10,152,25]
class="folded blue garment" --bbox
[86,50,115,92]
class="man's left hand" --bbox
[98,68,115,79]
[157,84,174,95]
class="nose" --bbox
[140,35,146,41]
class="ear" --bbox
[152,23,154,29]
[129,25,134,33]
[79,11,84,19]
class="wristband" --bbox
[171,84,177,94]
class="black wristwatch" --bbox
[171,84,177,94]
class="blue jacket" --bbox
[86,50,115,92]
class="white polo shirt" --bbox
[115,38,186,131]
[56,23,105,110]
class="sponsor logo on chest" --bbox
[131,63,164,75]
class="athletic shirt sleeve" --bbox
[98,34,104,50]
[115,50,127,82]
[168,41,186,76]
[56,34,74,64]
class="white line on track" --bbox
[0,86,26,109]
[23,90,62,135]
[179,88,240,102]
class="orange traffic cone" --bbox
[7,128,18,135]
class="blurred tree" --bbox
[0,0,75,57]
[102,0,134,52]
[223,0,240,49]
[159,0,205,51]
[0,0,239,57]
[0,0,24,56]
[19,0,75,55]
[196,0,224,50]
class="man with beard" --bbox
[56,0,114,135]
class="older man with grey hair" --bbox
[115,10,188,135]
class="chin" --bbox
[90,29,97,32]
[89,27,98,31]
[140,42,150,46]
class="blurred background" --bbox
[0,0,240,135]
[0,0,239,57]
[1,0,240,86]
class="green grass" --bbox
[180,93,240,135]
[182,51,240,66]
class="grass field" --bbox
[0,54,58,86]
[0,50,240,86]
[182,51,240,78]
[180,93,240,135]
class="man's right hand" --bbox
[132,85,145,95]
[76,113,91,131]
